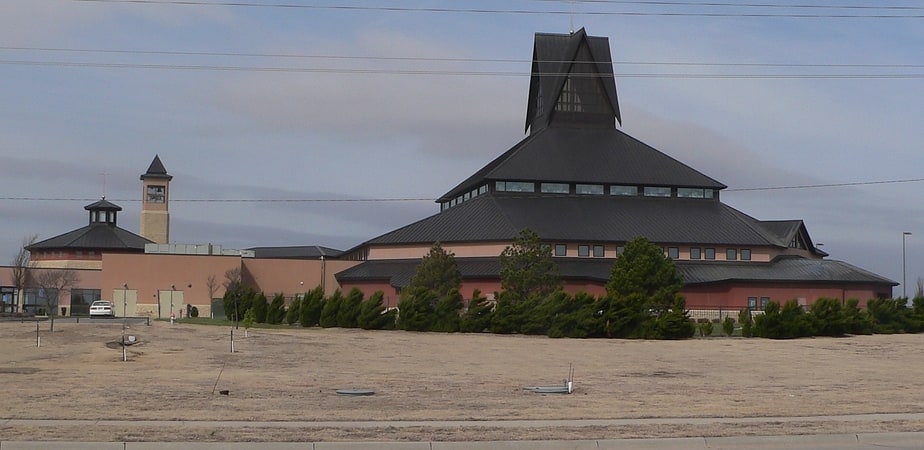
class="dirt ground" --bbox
[2,319,924,442]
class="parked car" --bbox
[89,300,114,318]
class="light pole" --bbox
[170,284,176,323]
[122,283,128,318]
[903,232,912,299]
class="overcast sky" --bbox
[2,1,923,296]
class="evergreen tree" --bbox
[405,242,463,300]
[285,296,301,326]
[267,293,287,325]
[605,236,684,313]
[603,236,688,339]
[547,291,603,338]
[499,228,562,303]
[337,288,364,328]
[253,293,269,323]
[396,286,436,331]
[319,289,343,328]
[490,291,524,334]
[431,289,464,332]
[299,286,324,327]
[460,289,493,333]
[358,291,396,330]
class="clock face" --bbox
[146,185,165,203]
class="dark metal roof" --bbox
[335,256,896,289]
[367,193,784,248]
[84,198,122,211]
[140,155,172,181]
[247,245,344,259]
[678,257,897,286]
[525,28,622,132]
[440,126,726,202]
[27,224,153,252]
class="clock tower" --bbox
[140,155,172,244]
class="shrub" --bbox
[651,298,695,339]
[867,298,910,334]
[699,320,714,337]
[547,291,603,339]
[755,299,812,339]
[738,308,754,338]
[809,297,846,337]
[242,308,255,330]
[189,305,199,318]
[722,316,735,336]
[843,298,873,335]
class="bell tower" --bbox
[140,155,172,244]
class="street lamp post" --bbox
[903,232,912,299]
[170,284,176,323]
[122,283,128,318]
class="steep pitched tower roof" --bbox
[525,28,622,133]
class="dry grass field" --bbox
[2,319,924,442]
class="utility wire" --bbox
[3,59,924,78]
[64,0,924,19]
[4,177,924,203]
[3,45,923,70]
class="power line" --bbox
[3,59,924,78]
[64,0,924,19]
[4,177,924,203]
[4,45,924,70]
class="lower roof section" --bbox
[335,256,897,290]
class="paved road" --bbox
[3,416,924,449]
[0,433,922,449]
[5,412,924,428]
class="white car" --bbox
[89,300,114,318]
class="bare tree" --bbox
[916,277,924,300]
[10,234,38,314]
[206,274,219,302]
[33,269,80,332]
[222,267,242,290]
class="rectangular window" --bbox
[146,185,166,203]
[463,192,471,201]
[478,185,488,195]
[593,245,605,257]
[616,246,625,256]
[668,247,679,259]
[578,245,590,257]
[748,297,758,310]
[1,287,18,313]
[610,185,638,196]
[741,249,752,261]
[760,297,770,309]
[576,184,604,195]
[504,181,535,192]
[726,248,738,260]
[677,188,706,198]
[541,183,570,194]
[704,189,714,199]
[554,244,567,256]
[643,186,672,197]
[495,181,506,192]
[705,248,716,260]
[690,248,702,260]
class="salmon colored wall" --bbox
[242,259,361,298]
[683,284,888,309]
[0,266,101,314]
[102,253,241,317]
[367,243,511,260]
